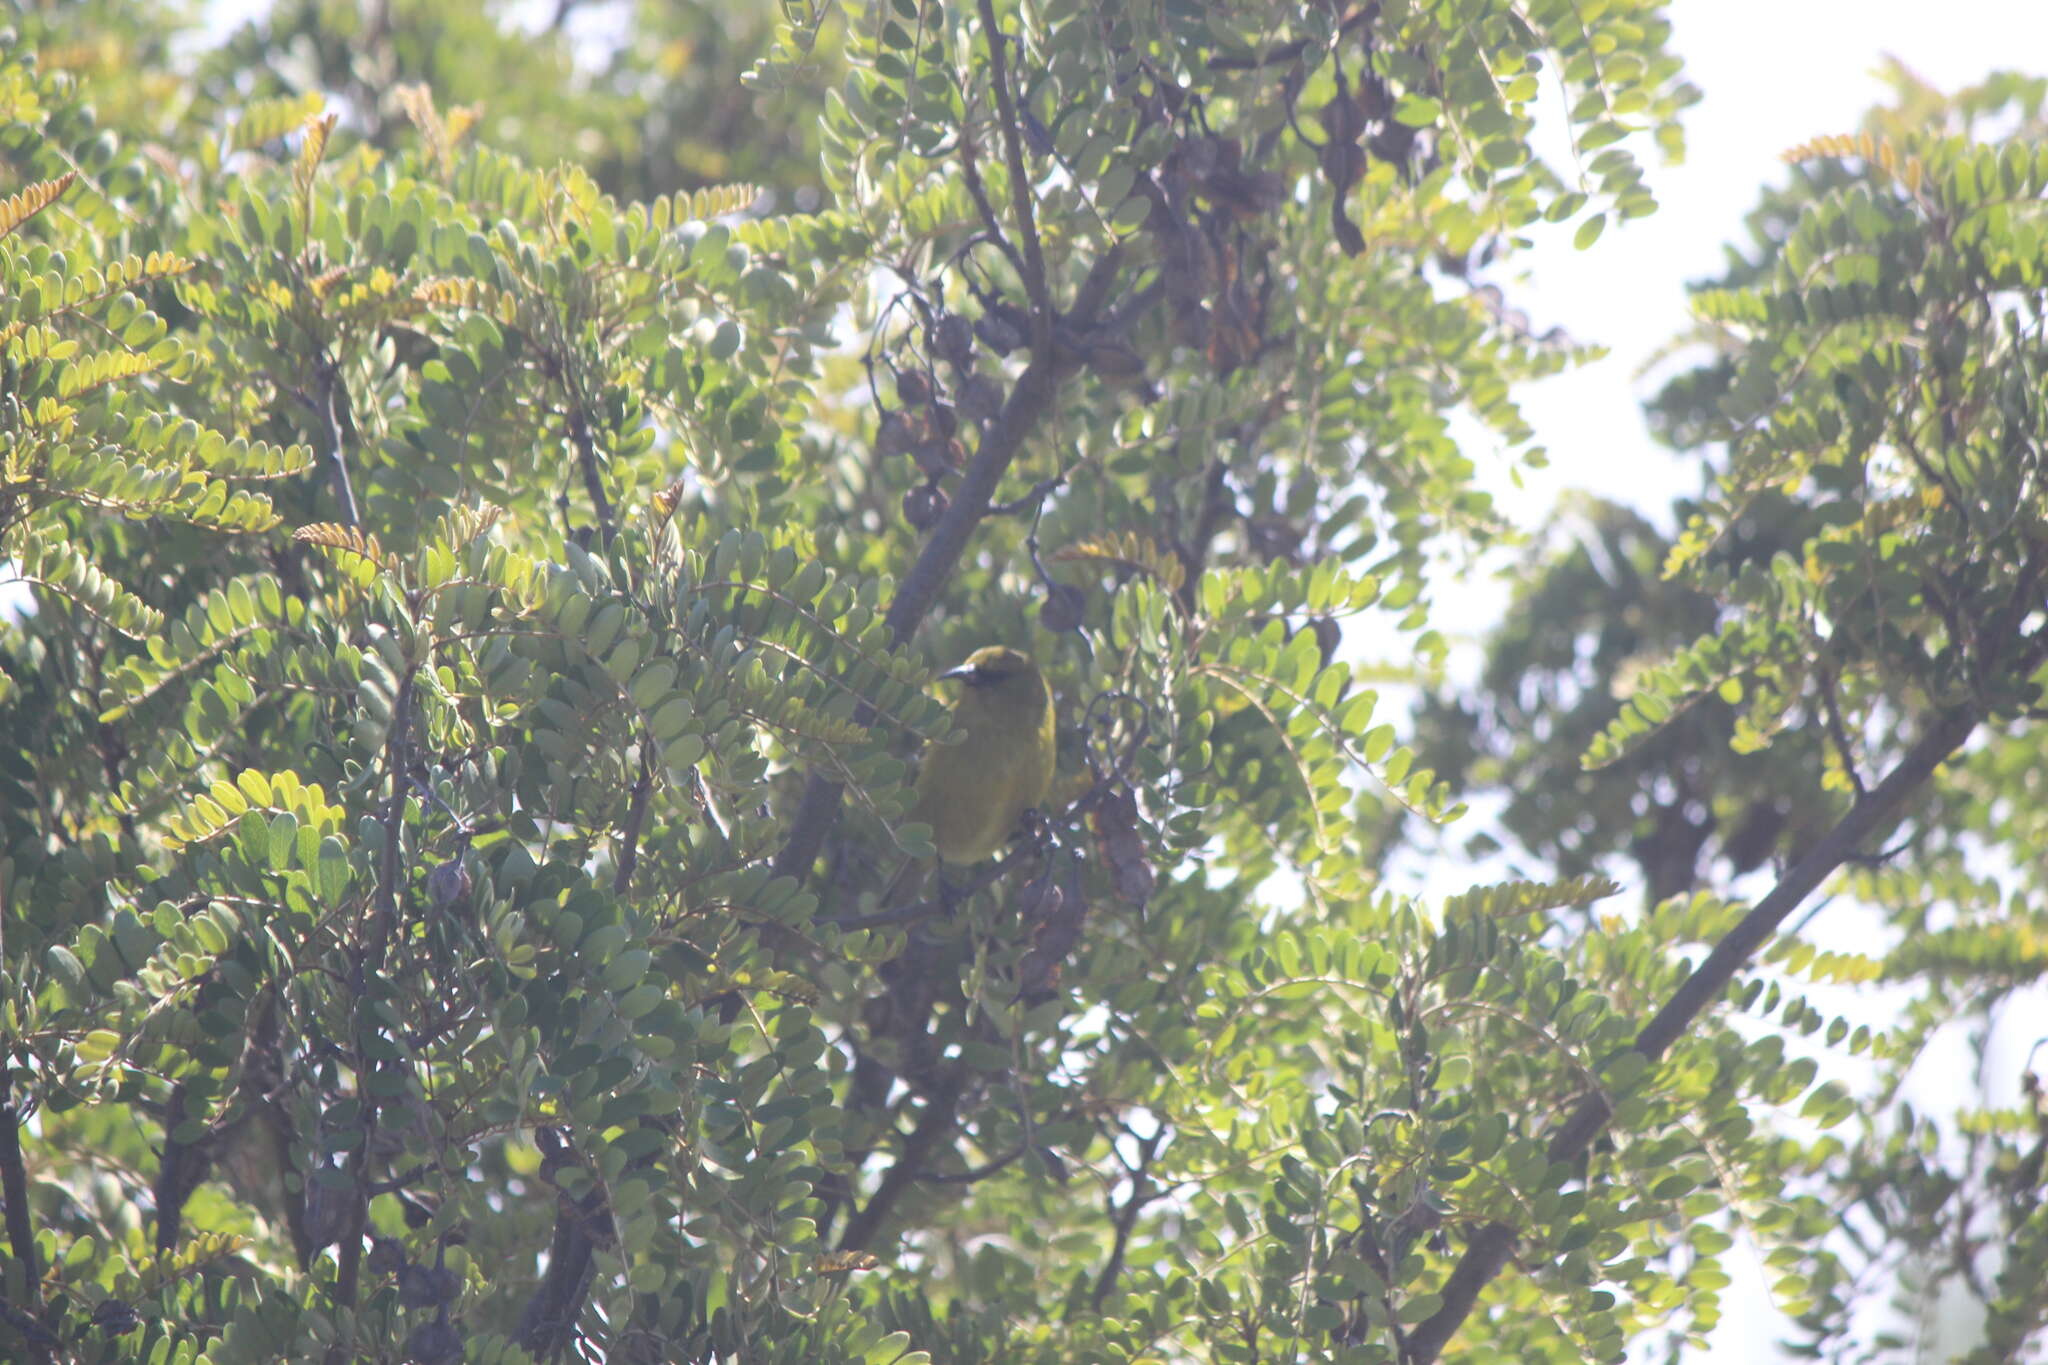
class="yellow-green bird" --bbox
[910,645,1057,866]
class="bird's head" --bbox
[938,646,1047,711]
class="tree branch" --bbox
[152,1082,212,1253]
[771,18,1129,886]
[0,1068,39,1319]
[566,406,616,549]
[613,746,654,895]
[307,358,362,529]
[838,1069,965,1252]
[976,0,1050,324]
[772,355,1064,882]
[332,670,415,1325]
[958,134,1028,285]
[1404,699,1986,1363]
[1087,1131,1162,1312]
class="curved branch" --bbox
[838,1069,966,1251]
[0,1069,38,1321]
[771,356,1062,881]
[1404,699,1986,1363]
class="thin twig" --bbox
[566,406,616,549]
[614,746,654,895]
[307,359,362,528]
[332,670,415,1325]
[1206,3,1378,70]
[1086,1131,1162,1311]
[914,1144,1030,1184]
[959,135,1028,284]
[1814,655,1869,798]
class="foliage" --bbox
[1414,63,2048,1363]
[3,4,2044,1365]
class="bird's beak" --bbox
[939,663,981,683]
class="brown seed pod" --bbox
[894,367,933,406]
[1039,582,1086,634]
[1016,862,1089,1004]
[1091,785,1155,907]
[397,1262,462,1310]
[903,482,948,531]
[912,437,964,478]
[874,408,920,459]
[928,401,958,439]
[403,1320,465,1365]
[367,1236,407,1275]
[975,309,1026,356]
[931,313,976,370]
[1015,869,1064,927]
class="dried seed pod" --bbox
[1038,582,1086,634]
[931,313,976,370]
[1091,785,1155,907]
[903,482,948,531]
[1017,862,1089,1004]
[975,309,1026,356]
[1180,134,1224,181]
[368,1236,407,1275]
[894,367,933,406]
[1015,869,1063,927]
[928,401,958,439]
[912,437,964,479]
[397,1261,462,1310]
[955,374,1004,426]
[874,408,920,460]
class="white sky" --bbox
[1510,0,2047,524]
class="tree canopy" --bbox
[2,2,2045,1362]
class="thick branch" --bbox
[838,1070,965,1252]
[0,1068,38,1313]
[1404,700,1985,1363]
[772,356,1063,881]
[152,1082,213,1253]
[515,1189,603,1359]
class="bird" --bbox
[909,645,1057,867]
